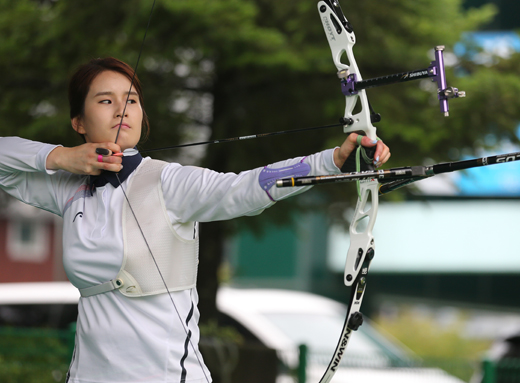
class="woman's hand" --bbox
[333,133,391,170]
[46,142,123,175]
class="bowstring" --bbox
[116,174,210,382]
[114,0,156,145]
[112,1,210,381]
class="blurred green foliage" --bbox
[374,306,493,381]
[1,0,519,322]
[0,0,520,204]
[0,1,513,203]
[0,326,71,383]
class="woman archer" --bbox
[0,57,390,383]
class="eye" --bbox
[100,99,112,104]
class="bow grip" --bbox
[341,145,376,173]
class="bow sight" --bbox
[338,45,466,117]
[320,2,465,123]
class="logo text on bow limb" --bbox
[331,328,352,372]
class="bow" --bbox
[316,2,379,382]
[309,1,464,382]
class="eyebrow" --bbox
[94,91,139,97]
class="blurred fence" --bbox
[482,358,520,383]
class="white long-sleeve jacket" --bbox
[0,137,342,383]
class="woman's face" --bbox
[72,70,143,151]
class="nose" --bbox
[116,107,128,118]
[115,99,130,118]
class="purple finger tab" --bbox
[259,162,311,193]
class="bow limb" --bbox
[319,0,377,141]
[318,178,377,383]
[318,2,378,381]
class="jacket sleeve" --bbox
[161,148,341,223]
[0,137,73,216]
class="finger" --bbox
[381,150,391,164]
[95,148,111,156]
[380,143,391,164]
[91,148,122,173]
[102,162,124,173]
[346,133,359,145]
[103,155,123,165]
[347,133,376,146]
[374,144,392,167]
[373,141,386,167]
[102,142,122,155]
[99,154,123,173]
[359,135,378,148]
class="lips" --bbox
[113,123,130,129]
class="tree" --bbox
[1,0,517,323]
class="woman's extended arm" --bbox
[0,137,84,215]
[161,134,390,224]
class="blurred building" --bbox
[0,196,65,283]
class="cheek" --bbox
[82,106,108,135]
[136,108,144,127]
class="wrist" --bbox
[46,146,66,171]
[333,147,347,168]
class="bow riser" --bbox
[344,179,377,286]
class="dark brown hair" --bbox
[68,57,150,141]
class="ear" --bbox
[71,117,86,135]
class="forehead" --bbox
[89,70,135,95]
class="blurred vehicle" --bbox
[217,287,465,383]
[0,283,464,382]
[485,330,520,359]
[0,281,79,328]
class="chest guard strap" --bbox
[80,159,199,298]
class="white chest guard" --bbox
[79,159,199,298]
